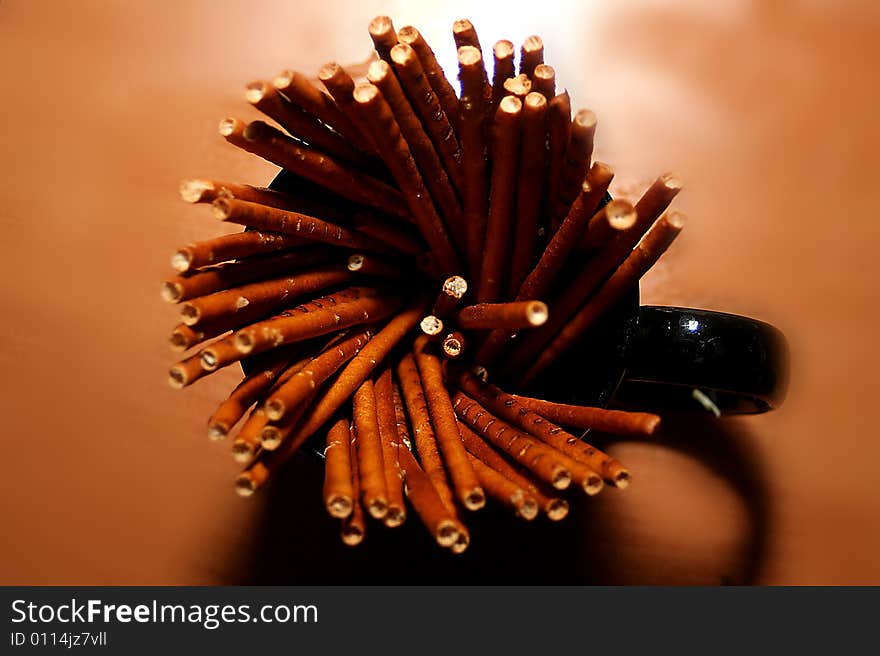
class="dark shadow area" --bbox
[229,408,770,585]
[231,447,584,584]
[579,411,771,585]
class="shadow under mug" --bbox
[259,169,789,416]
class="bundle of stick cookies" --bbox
[166,17,682,552]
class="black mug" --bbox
[529,288,788,416]
[262,169,789,416]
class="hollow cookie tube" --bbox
[413,336,485,511]
[323,417,355,519]
[374,367,407,527]
[353,379,389,519]
[234,301,425,495]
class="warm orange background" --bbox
[1,0,878,584]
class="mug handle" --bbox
[615,306,789,415]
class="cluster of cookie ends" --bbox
[165,17,682,551]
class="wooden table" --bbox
[1,0,878,584]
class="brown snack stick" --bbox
[172,286,363,353]
[218,117,249,149]
[508,92,549,296]
[258,391,316,451]
[400,448,461,553]
[170,231,304,273]
[391,381,412,451]
[432,276,468,318]
[212,198,394,254]
[501,257,621,377]
[396,354,471,551]
[457,46,491,279]
[467,453,537,520]
[280,301,424,450]
[207,353,296,440]
[197,288,371,369]
[519,35,545,78]
[511,395,661,438]
[368,15,398,64]
[519,194,628,303]
[396,445,461,548]
[231,291,401,358]
[553,109,597,228]
[228,350,310,459]
[502,74,532,99]
[323,417,355,519]
[503,188,669,377]
[180,179,337,216]
[532,64,555,100]
[631,172,684,236]
[168,351,211,389]
[477,95,523,303]
[475,167,615,364]
[442,331,466,359]
[452,391,571,490]
[350,213,424,255]
[571,172,682,270]
[236,120,408,219]
[457,43,492,119]
[390,43,464,193]
[456,301,548,331]
[396,352,456,512]
[169,324,214,353]
[367,60,465,249]
[542,92,571,234]
[572,161,617,223]
[456,372,618,490]
[352,83,460,275]
[397,25,460,128]
[272,69,374,156]
[234,301,426,494]
[413,336,485,510]
[198,336,243,372]
[562,172,683,289]
[264,329,372,421]
[580,199,638,250]
[455,384,603,495]
[341,432,367,545]
[353,379,388,519]
[230,406,270,464]
[245,81,367,167]
[447,520,471,555]
[419,315,444,338]
[171,309,284,355]
[180,177,357,226]
[521,212,685,387]
[452,18,482,52]
[374,367,407,527]
[227,357,310,460]
[458,423,568,520]
[179,266,352,328]
[346,253,410,279]
[163,247,334,303]
[491,40,515,110]
[318,62,379,153]
[259,404,317,453]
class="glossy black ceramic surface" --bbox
[618,306,788,413]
